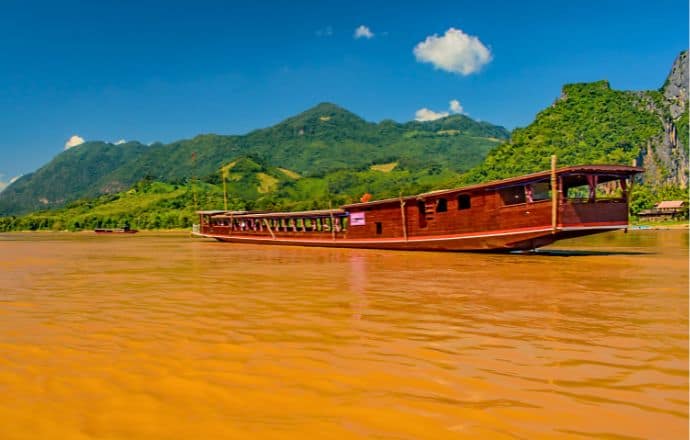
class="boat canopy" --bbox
[208,208,345,219]
[341,165,643,209]
[196,210,245,215]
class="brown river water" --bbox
[0,230,687,439]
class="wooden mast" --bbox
[399,194,408,241]
[221,163,229,234]
[551,155,558,233]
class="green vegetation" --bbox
[632,219,689,227]
[0,180,230,232]
[629,184,689,218]
[461,81,662,184]
[0,165,459,231]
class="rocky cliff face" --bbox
[664,51,688,118]
[638,50,689,189]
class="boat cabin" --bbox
[200,209,350,239]
[342,165,637,241]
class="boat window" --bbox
[376,222,382,235]
[417,201,427,228]
[436,198,447,213]
[458,194,471,210]
[526,181,551,202]
[500,186,526,205]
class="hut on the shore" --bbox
[638,200,688,221]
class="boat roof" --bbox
[206,208,345,219]
[196,210,244,215]
[198,164,644,214]
[341,164,643,209]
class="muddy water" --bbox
[0,230,687,439]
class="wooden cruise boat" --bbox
[192,161,643,251]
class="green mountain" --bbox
[462,51,688,190]
[0,180,217,232]
[0,141,149,215]
[0,103,508,215]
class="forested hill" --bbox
[0,141,150,215]
[0,103,509,215]
[462,51,688,192]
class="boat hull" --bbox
[192,224,627,252]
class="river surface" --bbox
[0,230,687,439]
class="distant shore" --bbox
[631,222,689,230]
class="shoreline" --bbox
[1,224,688,234]
[630,223,689,230]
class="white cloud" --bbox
[449,99,464,114]
[413,27,492,75]
[415,108,449,121]
[64,135,85,150]
[354,25,374,39]
[449,99,469,115]
[0,174,19,193]
[316,26,333,37]
[415,98,468,121]
[114,139,126,145]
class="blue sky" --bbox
[0,0,687,185]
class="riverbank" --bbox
[631,221,689,230]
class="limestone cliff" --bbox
[638,50,689,189]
